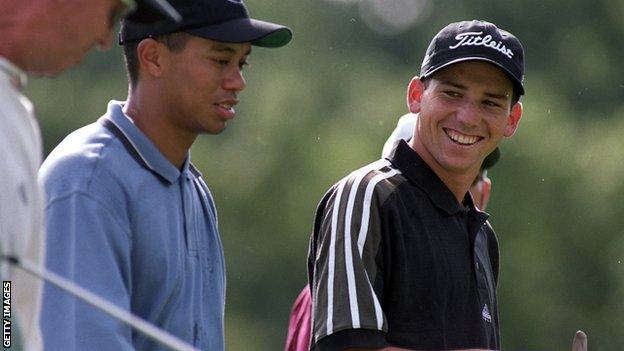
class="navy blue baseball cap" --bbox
[125,0,182,23]
[119,0,292,48]
[420,20,525,96]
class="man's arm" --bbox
[40,192,134,351]
[310,168,396,350]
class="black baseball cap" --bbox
[119,0,292,48]
[125,0,182,23]
[420,20,525,96]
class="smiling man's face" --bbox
[409,60,521,179]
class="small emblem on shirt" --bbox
[482,304,492,323]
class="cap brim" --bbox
[185,18,292,48]
[127,0,182,23]
[422,56,525,95]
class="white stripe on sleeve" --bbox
[356,167,401,330]
[326,179,347,334]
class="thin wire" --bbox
[3,255,199,351]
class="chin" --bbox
[439,156,478,174]
[203,124,228,135]
[38,57,82,77]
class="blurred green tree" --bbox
[25,0,624,349]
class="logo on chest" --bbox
[482,304,492,323]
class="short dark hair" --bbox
[122,32,191,88]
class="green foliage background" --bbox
[25,0,624,349]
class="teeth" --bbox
[446,129,480,145]
[218,103,232,109]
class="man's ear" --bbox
[406,76,424,113]
[504,101,523,137]
[137,39,167,79]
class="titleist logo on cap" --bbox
[449,31,514,59]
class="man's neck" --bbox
[408,138,478,204]
[123,89,197,169]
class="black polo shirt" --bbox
[308,140,500,350]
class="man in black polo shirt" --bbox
[308,20,525,350]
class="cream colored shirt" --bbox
[381,112,416,158]
[0,57,44,351]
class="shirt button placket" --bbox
[182,174,198,256]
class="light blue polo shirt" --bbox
[39,101,226,350]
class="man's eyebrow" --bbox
[484,91,510,100]
[439,80,467,90]
[211,44,252,56]
[440,80,510,100]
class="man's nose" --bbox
[455,101,481,127]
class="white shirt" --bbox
[0,57,44,351]
[381,112,416,158]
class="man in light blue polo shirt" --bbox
[38,0,292,349]
[1,1,179,350]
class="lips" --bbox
[214,99,238,119]
[444,128,482,146]
[217,103,230,109]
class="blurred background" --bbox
[26,0,624,349]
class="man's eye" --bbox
[212,58,230,66]
[239,61,249,70]
[483,100,502,108]
[444,91,461,98]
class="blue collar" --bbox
[99,100,199,184]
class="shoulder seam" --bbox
[45,190,131,241]
[325,159,401,333]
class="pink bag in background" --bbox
[284,286,312,351]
